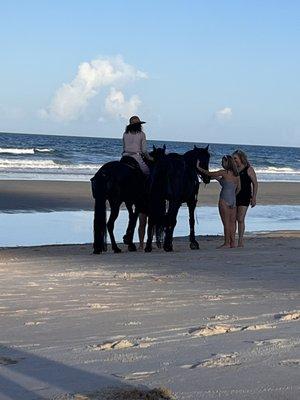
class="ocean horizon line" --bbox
[0,130,299,150]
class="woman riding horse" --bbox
[91,117,162,254]
[122,116,153,249]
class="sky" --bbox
[1,0,300,146]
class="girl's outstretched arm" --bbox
[196,161,224,179]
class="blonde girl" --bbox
[197,155,240,248]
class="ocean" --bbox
[0,132,299,182]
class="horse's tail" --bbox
[91,173,107,254]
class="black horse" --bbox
[145,145,210,252]
[91,146,166,254]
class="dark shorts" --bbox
[236,193,251,207]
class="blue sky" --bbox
[1,0,300,146]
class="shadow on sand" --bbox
[0,344,135,399]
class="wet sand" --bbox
[1,180,299,212]
[0,232,299,399]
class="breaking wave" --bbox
[0,147,54,155]
[0,158,99,171]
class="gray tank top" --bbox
[219,178,237,208]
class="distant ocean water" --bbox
[0,132,299,182]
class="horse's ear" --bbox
[163,144,166,151]
[194,145,198,149]
[153,145,156,150]
[205,144,209,150]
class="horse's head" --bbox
[192,144,211,184]
[150,144,166,162]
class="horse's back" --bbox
[92,159,144,203]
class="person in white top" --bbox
[122,116,152,249]
[122,115,151,175]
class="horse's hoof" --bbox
[144,245,152,253]
[113,247,122,254]
[163,245,173,252]
[128,243,137,252]
[190,241,199,250]
[93,249,101,254]
[123,235,130,245]
[156,241,162,249]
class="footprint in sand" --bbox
[112,371,156,381]
[189,324,239,337]
[243,324,275,331]
[182,353,240,369]
[253,338,293,348]
[274,311,300,321]
[122,321,142,326]
[279,359,300,367]
[87,303,109,310]
[208,314,231,321]
[189,323,274,337]
[0,356,19,365]
[92,339,151,350]
[24,321,44,326]
[92,339,135,351]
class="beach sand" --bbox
[0,233,299,399]
[1,180,299,212]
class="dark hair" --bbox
[125,123,143,133]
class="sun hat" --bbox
[128,116,146,126]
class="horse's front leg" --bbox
[155,225,162,249]
[107,200,122,253]
[187,198,199,249]
[155,200,166,249]
[123,202,138,252]
[163,201,180,252]
[144,215,155,252]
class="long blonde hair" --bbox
[222,155,239,176]
[232,149,250,167]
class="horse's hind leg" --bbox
[145,216,155,252]
[187,198,199,249]
[156,225,162,248]
[107,201,122,253]
[123,202,138,252]
[93,198,107,254]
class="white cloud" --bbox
[105,88,141,120]
[39,56,147,121]
[215,107,233,121]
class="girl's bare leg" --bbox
[236,206,248,247]
[218,200,231,248]
[138,213,147,250]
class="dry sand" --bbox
[1,180,299,212]
[0,233,299,399]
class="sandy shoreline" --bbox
[1,180,300,212]
[0,232,299,399]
